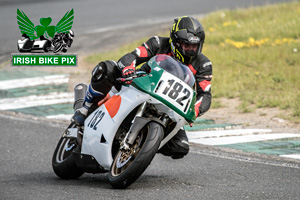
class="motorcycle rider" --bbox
[72,16,212,159]
[52,30,74,52]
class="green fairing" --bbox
[132,61,196,123]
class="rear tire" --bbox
[108,122,164,189]
[52,124,84,179]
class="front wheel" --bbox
[53,42,63,53]
[52,123,84,179]
[108,122,164,189]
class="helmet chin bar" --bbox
[184,50,197,57]
[171,40,202,64]
[180,42,201,63]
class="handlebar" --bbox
[116,71,147,83]
[116,75,137,83]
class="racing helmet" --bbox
[169,16,205,64]
[68,30,75,38]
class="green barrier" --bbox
[0,69,52,81]
[184,122,240,131]
[220,140,300,155]
[10,103,74,117]
[0,84,69,99]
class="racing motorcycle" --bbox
[52,55,196,189]
[52,31,74,53]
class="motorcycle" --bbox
[52,32,73,53]
[52,55,197,189]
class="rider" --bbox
[72,16,212,159]
[52,30,75,52]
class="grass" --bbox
[85,1,300,123]
[202,1,300,122]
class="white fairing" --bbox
[80,71,190,170]
[81,86,149,170]
[146,97,186,148]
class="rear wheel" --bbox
[52,123,84,179]
[108,122,164,189]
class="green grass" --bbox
[202,1,300,122]
[85,1,300,123]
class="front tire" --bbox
[52,124,84,179]
[53,42,63,53]
[108,122,164,189]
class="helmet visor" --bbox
[176,30,201,44]
[179,41,200,57]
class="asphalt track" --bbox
[0,112,299,199]
[0,0,299,199]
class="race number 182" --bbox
[161,79,191,106]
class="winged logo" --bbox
[17,8,74,40]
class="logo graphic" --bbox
[188,36,200,43]
[17,8,74,53]
[12,9,77,67]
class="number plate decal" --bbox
[154,71,193,113]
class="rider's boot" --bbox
[72,84,104,126]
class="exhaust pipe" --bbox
[73,83,88,111]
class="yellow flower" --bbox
[274,39,282,45]
[234,41,245,48]
[223,21,238,27]
[248,37,255,45]
[222,37,298,49]
[219,42,225,47]
[225,39,245,48]
[223,21,230,27]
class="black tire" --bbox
[108,122,164,189]
[53,42,63,53]
[52,124,84,179]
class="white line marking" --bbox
[189,133,300,146]
[190,150,300,169]
[46,114,72,120]
[0,75,69,90]
[187,129,272,139]
[0,92,74,110]
[280,154,300,159]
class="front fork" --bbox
[120,102,148,150]
[120,102,170,151]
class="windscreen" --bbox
[151,55,195,87]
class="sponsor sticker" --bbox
[188,36,200,43]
